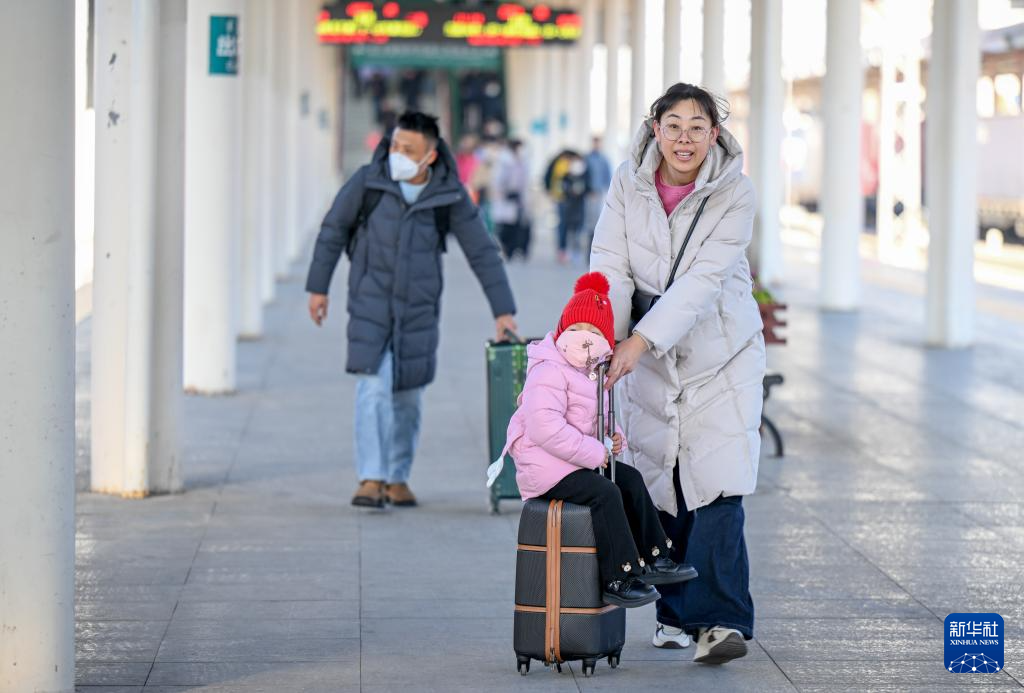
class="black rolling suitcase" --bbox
[512,364,625,677]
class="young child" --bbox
[490,272,697,608]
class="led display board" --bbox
[317,2,582,47]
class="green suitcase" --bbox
[485,337,535,514]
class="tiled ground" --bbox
[74,238,1024,692]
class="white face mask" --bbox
[389,151,432,182]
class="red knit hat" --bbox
[556,272,615,347]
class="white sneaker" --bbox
[652,623,691,649]
[693,626,747,664]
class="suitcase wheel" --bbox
[582,658,596,677]
[608,651,621,669]
[516,655,530,675]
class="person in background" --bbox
[455,134,481,202]
[306,112,518,509]
[492,139,531,260]
[560,153,590,265]
[543,149,577,264]
[584,136,614,258]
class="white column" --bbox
[526,48,549,178]
[564,38,583,148]
[629,0,647,135]
[579,0,598,145]
[93,0,185,495]
[285,1,302,264]
[819,0,864,311]
[260,0,277,301]
[547,47,567,154]
[925,0,979,347]
[663,0,682,87]
[271,1,293,276]
[241,0,267,337]
[702,0,726,94]
[505,47,530,140]
[75,0,96,291]
[91,2,132,493]
[184,0,243,393]
[295,0,317,248]
[0,4,75,691]
[747,0,784,285]
[603,0,624,161]
[152,1,187,492]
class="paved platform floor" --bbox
[74,236,1024,692]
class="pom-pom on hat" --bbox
[556,272,615,347]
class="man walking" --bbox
[306,112,518,509]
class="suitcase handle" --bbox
[502,327,524,343]
[595,363,616,483]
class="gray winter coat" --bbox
[590,121,765,515]
[306,137,516,391]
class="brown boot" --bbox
[385,482,418,507]
[352,480,385,508]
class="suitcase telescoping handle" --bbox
[596,363,616,483]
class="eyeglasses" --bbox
[659,122,711,143]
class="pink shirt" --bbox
[655,169,696,216]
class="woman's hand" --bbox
[611,432,623,455]
[605,334,650,388]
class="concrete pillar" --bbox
[578,0,598,146]
[547,47,567,153]
[93,0,185,495]
[0,4,75,691]
[563,38,583,148]
[603,0,624,161]
[629,0,647,135]
[184,0,243,393]
[260,0,277,302]
[295,0,317,248]
[819,0,864,311]
[285,1,302,263]
[75,0,97,291]
[925,0,979,347]
[663,0,682,87]
[527,48,549,178]
[747,0,784,285]
[241,0,267,336]
[702,0,726,95]
[272,0,294,277]
[505,47,529,140]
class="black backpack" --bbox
[344,190,453,258]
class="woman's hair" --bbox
[648,83,730,129]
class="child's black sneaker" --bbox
[640,557,698,585]
[602,577,659,608]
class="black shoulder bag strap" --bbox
[629,195,710,327]
[664,195,710,292]
[344,189,384,258]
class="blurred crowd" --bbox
[454,135,614,265]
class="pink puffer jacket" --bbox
[500,332,624,500]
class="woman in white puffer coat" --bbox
[590,83,765,665]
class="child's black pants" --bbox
[540,464,670,584]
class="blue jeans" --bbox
[655,466,755,639]
[354,350,423,483]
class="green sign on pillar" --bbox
[209,16,238,75]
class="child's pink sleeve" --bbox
[520,363,606,469]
